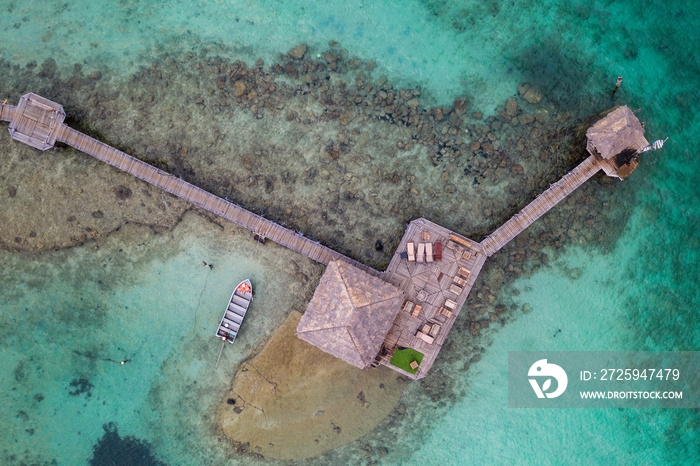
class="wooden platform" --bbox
[7,93,65,150]
[379,218,487,379]
[480,155,602,257]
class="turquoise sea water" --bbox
[1,0,698,464]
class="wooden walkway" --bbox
[480,155,602,257]
[52,124,380,277]
[0,102,16,122]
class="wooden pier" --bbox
[2,93,648,380]
[52,124,379,276]
[480,155,602,257]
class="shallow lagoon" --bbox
[1,0,698,464]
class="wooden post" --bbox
[611,76,623,99]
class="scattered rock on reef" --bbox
[233,80,246,97]
[454,97,468,115]
[288,43,307,60]
[283,64,298,78]
[506,97,518,116]
[517,82,543,104]
[518,114,535,125]
[114,185,132,200]
[8,186,17,197]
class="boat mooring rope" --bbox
[192,262,213,332]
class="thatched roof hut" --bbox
[586,106,649,179]
[296,260,404,369]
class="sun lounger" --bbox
[450,284,463,295]
[403,301,415,313]
[421,324,431,334]
[407,242,415,261]
[429,323,441,337]
[416,331,435,345]
[453,276,467,287]
[434,242,442,260]
[449,234,472,249]
[438,307,453,318]
[458,267,471,278]
[411,305,422,318]
[445,299,457,310]
[426,243,434,262]
[417,243,425,262]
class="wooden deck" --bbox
[480,155,602,257]
[379,218,487,379]
[51,124,379,276]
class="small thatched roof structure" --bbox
[586,106,648,160]
[296,260,404,369]
[586,106,649,179]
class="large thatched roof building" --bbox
[296,260,404,369]
[586,105,649,179]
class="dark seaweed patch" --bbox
[90,422,165,466]
[114,185,133,200]
[68,377,93,397]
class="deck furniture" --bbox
[426,243,434,262]
[411,304,422,318]
[416,331,435,344]
[458,267,471,278]
[434,241,442,260]
[438,307,453,318]
[421,231,431,240]
[445,299,457,310]
[429,323,441,337]
[453,276,467,287]
[450,284,463,295]
[403,301,415,313]
[407,242,416,261]
[417,243,425,262]
[462,250,471,260]
[449,234,472,248]
[416,290,428,301]
[409,360,419,370]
